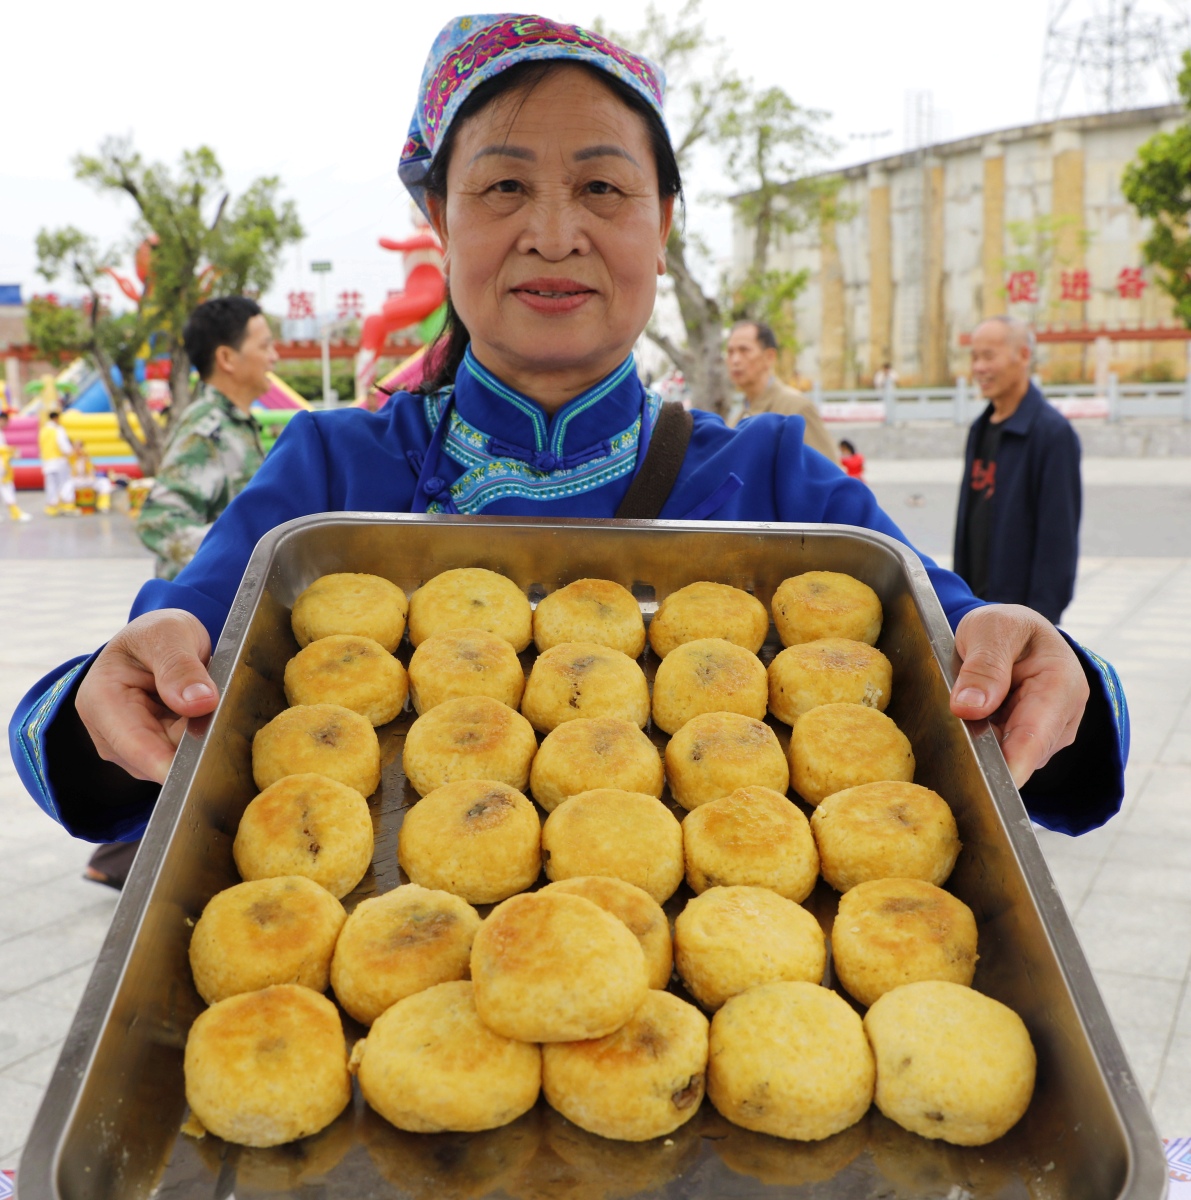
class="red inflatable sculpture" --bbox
[355,219,446,402]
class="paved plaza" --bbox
[1,464,1190,1170]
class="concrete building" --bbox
[732,105,1190,387]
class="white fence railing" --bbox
[813,377,1191,424]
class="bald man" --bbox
[953,317,1081,624]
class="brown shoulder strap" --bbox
[615,401,694,520]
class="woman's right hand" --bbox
[76,609,219,784]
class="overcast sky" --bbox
[1,0,1172,320]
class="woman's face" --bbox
[429,66,674,408]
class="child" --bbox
[0,412,32,522]
[839,439,865,482]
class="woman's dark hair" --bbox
[839,439,856,455]
[183,296,262,380]
[415,60,683,394]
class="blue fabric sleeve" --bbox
[10,652,159,842]
[131,410,334,648]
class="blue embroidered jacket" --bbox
[10,352,1128,843]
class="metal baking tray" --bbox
[20,514,1167,1199]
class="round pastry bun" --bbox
[541,788,684,904]
[664,711,789,810]
[402,695,538,798]
[767,637,892,724]
[788,703,914,806]
[330,884,481,1025]
[234,773,373,899]
[352,980,541,1132]
[533,578,646,658]
[542,875,673,989]
[189,876,346,1005]
[771,571,882,648]
[408,627,525,715]
[683,785,819,902]
[708,981,874,1141]
[674,885,826,1010]
[832,878,978,1008]
[185,984,351,1147]
[521,641,650,733]
[865,980,1036,1146]
[407,567,532,650]
[530,717,663,813]
[291,572,408,652]
[811,780,961,892]
[542,990,709,1141]
[651,638,768,735]
[252,703,381,798]
[470,891,648,1043]
[283,634,408,726]
[398,779,541,904]
[648,582,769,658]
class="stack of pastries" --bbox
[182,566,1035,1159]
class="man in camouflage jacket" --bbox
[137,297,277,580]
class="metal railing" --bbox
[811,377,1191,424]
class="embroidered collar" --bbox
[422,349,660,515]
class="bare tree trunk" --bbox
[661,234,732,416]
[168,343,198,434]
[88,342,165,476]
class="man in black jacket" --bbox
[953,316,1081,624]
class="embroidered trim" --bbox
[1081,645,1130,759]
[18,660,87,819]
[420,386,662,515]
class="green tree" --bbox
[1122,51,1191,325]
[598,2,833,413]
[29,138,303,474]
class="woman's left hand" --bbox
[948,604,1089,789]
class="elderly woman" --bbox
[13,15,1124,849]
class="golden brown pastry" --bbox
[787,702,914,806]
[283,634,408,726]
[811,780,961,892]
[530,717,663,812]
[651,638,768,736]
[407,567,532,650]
[664,711,789,811]
[542,876,672,989]
[402,695,538,797]
[520,642,650,733]
[330,884,481,1025]
[291,572,408,652]
[832,878,978,1008]
[648,581,770,658]
[188,876,346,1005]
[252,703,381,798]
[682,785,819,902]
[407,627,525,714]
[184,984,351,1147]
[674,885,826,1010]
[865,980,1036,1146]
[470,891,648,1042]
[533,578,646,657]
[708,981,874,1140]
[542,990,709,1141]
[767,637,892,724]
[352,980,541,1132]
[771,571,882,647]
[541,788,684,904]
[233,773,373,899]
[398,779,541,904]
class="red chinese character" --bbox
[287,291,315,320]
[1006,271,1037,304]
[337,289,364,320]
[1060,269,1091,302]
[1116,268,1147,300]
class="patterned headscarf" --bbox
[399,13,668,218]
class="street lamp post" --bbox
[311,260,333,408]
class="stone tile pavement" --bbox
[0,505,1188,1169]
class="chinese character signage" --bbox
[337,290,364,320]
[1006,268,1148,303]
